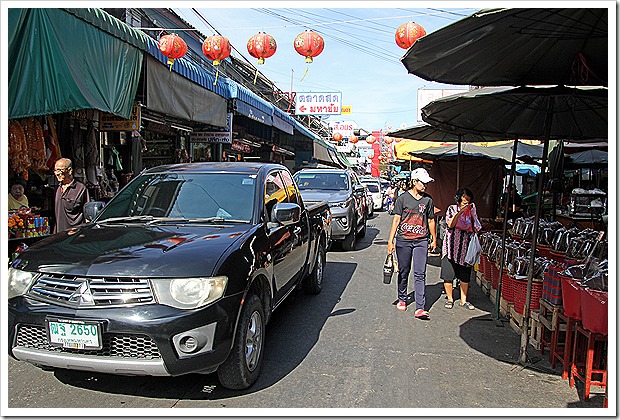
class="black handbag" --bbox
[383,253,395,284]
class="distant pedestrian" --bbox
[441,187,482,310]
[387,168,437,319]
[54,158,89,233]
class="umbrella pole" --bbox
[519,99,553,365]
[457,137,462,189]
[494,138,519,320]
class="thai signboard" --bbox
[100,103,140,131]
[329,120,358,138]
[417,89,469,122]
[190,113,233,143]
[341,105,352,114]
[295,92,341,115]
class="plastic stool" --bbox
[549,312,575,380]
[570,323,607,401]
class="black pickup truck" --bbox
[8,162,331,390]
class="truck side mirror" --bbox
[273,203,301,226]
[84,201,106,222]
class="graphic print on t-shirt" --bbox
[399,209,427,240]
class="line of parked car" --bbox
[293,169,388,251]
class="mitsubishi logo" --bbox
[68,280,95,306]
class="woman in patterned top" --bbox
[441,188,482,310]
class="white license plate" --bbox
[47,319,102,350]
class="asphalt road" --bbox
[6,210,605,414]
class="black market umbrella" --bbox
[566,149,608,168]
[422,85,608,141]
[388,123,514,188]
[402,8,608,87]
[421,84,608,364]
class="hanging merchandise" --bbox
[247,32,277,83]
[202,35,231,86]
[158,33,188,71]
[44,115,62,169]
[395,22,426,49]
[84,121,99,188]
[8,120,29,179]
[294,30,324,81]
[21,117,48,171]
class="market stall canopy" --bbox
[408,141,543,163]
[387,123,511,143]
[566,149,608,168]
[8,8,147,119]
[402,8,608,87]
[421,85,608,142]
[393,138,446,161]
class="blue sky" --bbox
[173,4,479,132]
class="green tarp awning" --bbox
[8,8,146,119]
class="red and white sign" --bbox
[329,120,358,138]
[231,140,251,153]
[295,92,341,115]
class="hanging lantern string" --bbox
[213,68,220,86]
[254,68,259,84]
[299,65,309,82]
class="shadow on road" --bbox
[53,260,358,401]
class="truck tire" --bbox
[341,218,357,251]
[217,294,264,390]
[303,243,325,294]
[357,214,367,239]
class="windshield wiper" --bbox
[96,215,155,224]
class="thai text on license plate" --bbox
[47,319,102,350]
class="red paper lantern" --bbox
[202,35,231,66]
[332,132,343,142]
[349,135,358,144]
[247,32,277,65]
[378,155,384,161]
[294,30,325,63]
[395,137,403,143]
[384,136,394,144]
[159,34,188,68]
[365,135,376,144]
[395,22,426,49]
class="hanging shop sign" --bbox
[341,105,352,115]
[329,120,358,138]
[190,112,233,143]
[231,140,251,153]
[100,103,141,131]
[295,92,341,115]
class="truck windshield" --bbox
[96,173,256,222]
[294,173,349,191]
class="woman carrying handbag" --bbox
[441,188,482,310]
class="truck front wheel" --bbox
[217,294,265,390]
[303,243,325,294]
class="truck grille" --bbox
[15,325,161,359]
[28,274,154,308]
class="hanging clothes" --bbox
[108,146,123,171]
[84,121,99,187]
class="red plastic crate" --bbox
[542,265,564,306]
[549,250,566,264]
[580,288,608,336]
[537,245,551,258]
[501,270,515,303]
[513,277,543,315]
[560,275,582,320]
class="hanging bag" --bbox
[383,252,397,284]
[465,233,482,266]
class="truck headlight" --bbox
[8,268,36,299]
[151,276,227,309]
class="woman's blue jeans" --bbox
[395,239,428,311]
